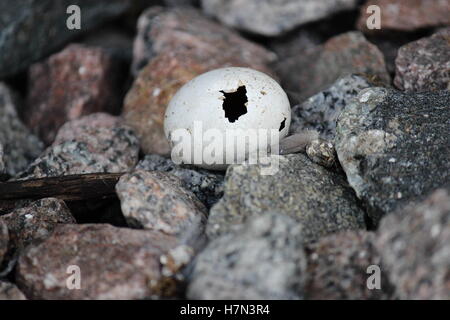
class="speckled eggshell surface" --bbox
[164,67,291,169]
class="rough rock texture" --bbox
[0,281,27,300]
[123,7,276,155]
[0,220,7,267]
[207,153,365,241]
[0,0,131,78]
[394,29,450,92]
[306,231,395,300]
[357,0,450,33]
[136,154,224,208]
[0,143,4,177]
[116,170,207,248]
[0,198,75,253]
[188,213,308,299]
[201,0,359,36]
[290,75,374,140]
[16,224,188,300]
[0,83,43,177]
[377,188,450,300]
[26,44,126,144]
[16,115,140,180]
[276,31,390,102]
[335,88,450,225]
[132,7,275,75]
[53,113,122,145]
[305,139,337,169]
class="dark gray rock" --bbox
[0,83,43,177]
[136,154,224,208]
[394,28,450,92]
[0,281,26,300]
[306,230,395,300]
[276,32,390,102]
[0,143,5,177]
[376,188,450,300]
[0,220,7,267]
[116,170,207,248]
[290,74,374,140]
[207,153,365,242]
[201,0,359,36]
[335,88,450,224]
[15,115,140,180]
[187,213,307,299]
[0,198,75,253]
[0,0,131,78]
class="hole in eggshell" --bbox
[220,85,248,123]
[279,118,286,131]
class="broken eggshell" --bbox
[164,67,291,170]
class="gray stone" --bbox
[0,143,5,177]
[116,170,207,248]
[187,213,307,299]
[306,230,395,300]
[201,0,359,36]
[0,198,75,253]
[0,220,7,267]
[15,115,140,180]
[16,224,191,299]
[207,153,365,242]
[132,6,275,76]
[0,281,26,300]
[335,88,450,224]
[275,32,390,102]
[305,139,337,169]
[394,28,450,92]
[0,83,43,177]
[376,188,450,300]
[290,74,374,141]
[136,154,224,208]
[0,0,131,78]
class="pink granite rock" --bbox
[26,44,126,144]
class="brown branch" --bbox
[0,173,124,202]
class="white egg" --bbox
[164,67,291,170]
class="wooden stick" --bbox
[0,173,124,202]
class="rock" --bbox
[16,224,190,299]
[305,139,337,168]
[53,113,122,145]
[207,153,365,242]
[136,154,224,208]
[78,27,133,63]
[0,83,43,177]
[0,220,8,267]
[26,44,126,144]
[0,0,131,79]
[15,115,140,180]
[376,188,450,300]
[0,281,27,300]
[201,0,359,36]
[306,230,395,300]
[116,170,207,248]
[357,0,450,33]
[0,198,75,253]
[123,7,276,155]
[275,31,390,102]
[335,88,450,225]
[187,213,308,299]
[290,74,374,140]
[131,6,275,76]
[0,143,5,177]
[394,29,450,92]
